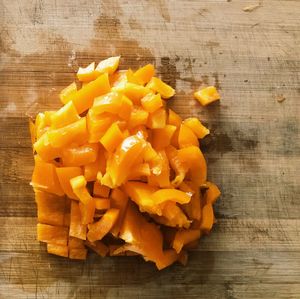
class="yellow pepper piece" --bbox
[56,166,82,199]
[62,143,99,166]
[77,62,98,82]
[119,82,151,104]
[100,122,124,152]
[35,190,66,226]
[110,188,129,236]
[148,150,170,188]
[151,189,192,205]
[147,107,166,129]
[194,86,220,106]
[31,158,64,196]
[59,82,77,105]
[118,95,133,120]
[87,110,118,143]
[183,117,210,139]
[95,56,120,74]
[165,145,188,186]
[87,208,120,242]
[173,229,201,253]
[177,146,207,186]
[141,93,163,113]
[50,101,80,129]
[168,109,182,128]
[37,223,69,245]
[47,243,68,258]
[70,175,93,205]
[147,77,175,99]
[178,123,199,148]
[134,64,155,85]
[92,91,123,115]
[70,200,87,240]
[127,163,151,180]
[70,73,111,114]
[34,132,61,161]
[200,204,214,233]
[204,181,221,204]
[151,125,177,150]
[105,135,145,187]
[128,106,149,129]
[48,117,88,148]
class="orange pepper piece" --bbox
[95,56,120,74]
[127,106,149,129]
[69,200,87,240]
[70,73,111,114]
[173,229,201,253]
[141,93,163,113]
[47,243,68,257]
[35,191,66,226]
[62,143,99,166]
[48,117,88,148]
[178,123,199,148]
[31,158,64,196]
[100,122,124,152]
[151,125,177,150]
[133,64,155,85]
[147,107,166,129]
[50,101,80,129]
[93,181,110,197]
[200,203,214,233]
[168,109,182,128]
[204,181,221,204]
[194,86,220,106]
[37,223,69,246]
[177,146,207,186]
[147,77,175,99]
[87,208,119,242]
[59,82,77,105]
[183,117,210,139]
[79,199,96,225]
[110,188,129,237]
[56,167,82,200]
[77,62,98,82]
[33,132,61,161]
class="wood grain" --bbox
[0,0,299,298]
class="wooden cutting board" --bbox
[1,0,299,298]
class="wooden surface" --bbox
[1,0,300,298]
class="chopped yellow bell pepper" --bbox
[141,93,163,113]
[87,208,119,242]
[31,158,64,196]
[133,64,155,85]
[127,106,149,129]
[177,146,207,186]
[151,125,177,150]
[56,166,82,199]
[95,56,120,74]
[51,101,80,129]
[71,73,111,114]
[194,86,220,106]
[48,117,88,148]
[59,82,77,105]
[147,107,166,129]
[183,117,210,139]
[100,122,124,152]
[62,143,99,166]
[178,123,199,148]
[147,77,175,99]
[77,62,98,82]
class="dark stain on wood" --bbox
[159,56,180,90]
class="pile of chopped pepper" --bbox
[30,56,221,269]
